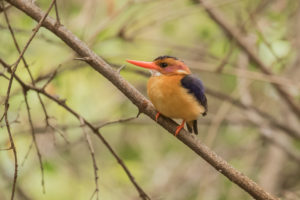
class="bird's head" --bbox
[126,56,191,75]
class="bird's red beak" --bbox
[126,60,160,71]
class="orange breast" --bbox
[147,75,205,121]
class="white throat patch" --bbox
[151,70,161,77]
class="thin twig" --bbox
[54,0,60,25]
[4,1,281,199]
[80,117,99,200]
[3,0,55,140]
[0,2,11,13]
[198,0,300,120]
[205,87,300,140]
[48,124,70,144]
[23,90,45,193]
[261,131,300,164]
[4,1,281,198]
[2,2,56,195]
[1,58,151,200]
[1,2,19,199]
[96,116,137,129]
[20,140,34,167]
[87,0,134,44]
[11,0,56,71]
[1,54,299,140]
[117,64,126,74]
[249,13,281,62]
[74,57,92,61]
[4,0,55,127]
[0,115,20,128]
[0,72,9,79]
[215,39,235,72]
[3,81,18,200]
[0,147,12,151]
[42,65,61,90]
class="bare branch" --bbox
[80,117,99,200]
[74,57,92,62]
[0,72,9,80]
[117,64,126,74]
[1,1,19,198]
[4,1,279,199]
[11,0,56,70]
[0,58,151,200]
[42,65,61,90]
[0,146,12,151]
[198,0,300,120]
[4,0,55,127]
[48,124,70,144]
[1,2,57,195]
[54,0,60,25]
[20,140,34,167]
[0,2,11,13]
[261,131,300,164]
[23,90,45,193]
[96,116,137,129]
[215,39,235,72]
[205,88,300,140]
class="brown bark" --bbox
[5,0,279,199]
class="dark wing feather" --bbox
[181,75,208,116]
[186,123,193,133]
[193,120,198,135]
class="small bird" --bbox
[127,56,207,136]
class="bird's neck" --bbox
[150,70,190,77]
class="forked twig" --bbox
[198,0,300,120]
[4,0,282,199]
[1,58,151,200]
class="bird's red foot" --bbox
[155,112,160,121]
[175,120,185,137]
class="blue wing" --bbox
[181,75,207,116]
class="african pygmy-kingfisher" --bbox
[127,56,207,136]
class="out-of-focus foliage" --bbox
[0,0,300,200]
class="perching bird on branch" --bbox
[127,56,207,136]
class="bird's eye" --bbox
[160,62,168,68]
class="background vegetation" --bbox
[0,0,300,199]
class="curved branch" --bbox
[198,0,300,120]
[5,0,279,200]
[0,58,151,200]
[205,88,300,140]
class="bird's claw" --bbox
[175,125,183,137]
[175,126,183,137]
[155,112,160,121]
[175,120,185,137]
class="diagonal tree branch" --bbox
[0,58,151,200]
[5,0,279,199]
[0,58,150,200]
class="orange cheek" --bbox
[160,66,176,74]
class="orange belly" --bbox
[147,75,205,121]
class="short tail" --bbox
[186,120,198,135]
[202,107,207,116]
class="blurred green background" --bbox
[0,0,300,199]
